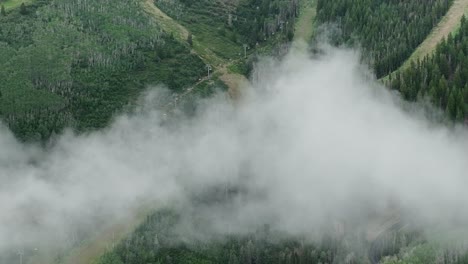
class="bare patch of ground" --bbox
[219,65,249,100]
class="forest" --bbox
[0,0,208,141]
[389,16,468,123]
[0,0,300,141]
[316,0,453,78]
[92,1,468,263]
[2,0,468,263]
[97,208,468,264]
[154,0,298,59]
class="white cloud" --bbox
[1,46,467,255]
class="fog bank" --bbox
[1,46,468,254]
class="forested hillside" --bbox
[316,0,453,78]
[389,16,468,123]
[154,0,299,59]
[3,1,468,264]
[97,208,468,264]
[97,209,353,264]
[0,0,207,141]
[97,209,363,264]
[0,0,301,141]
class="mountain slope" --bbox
[0,0,208,141]
[146,0,301,99]
[388,0,468,78]
[389,15,468,122]
[144,0,249,97]
[316,0,453,78]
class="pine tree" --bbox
[187,33,193,47]
[228,249,240,264]
[437,77,449,107]
[446,90,457,119]
[19,3,27,15]
[1,5,5,16]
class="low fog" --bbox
[1,46,468,254]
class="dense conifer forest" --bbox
[316,0,453,78]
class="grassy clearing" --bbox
[2,0,34,11]
[294,0,317,42]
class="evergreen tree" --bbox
[19,3,27,15]
[187,32,193,47]
[446,90,457,119]
[1,5,5,16]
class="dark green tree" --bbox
[187,32,193,47]
[19,3,27,15]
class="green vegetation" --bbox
[154,0,298,62]
[0,0,294,141]
[389,15,468,122]
[97,208,468,264]
[381,244,468,264]
[96,209,367,264]
[294,0,317,42]
[316,0,453,78]
[0,0,211,141]
[392,0,468,78]
[3,1,468,263]
[0,0,35,11]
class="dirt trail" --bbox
[142,0,248,98]
[413,0,468,57]
[64,215,144,264]
[294,0,317,43]
[142,0,189,41]
[57,4,248,261]
[219,65,249,100]
[27,210,147,264]
[142,0,220,65]
[390,0,468,77]
[366,211,401,242]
